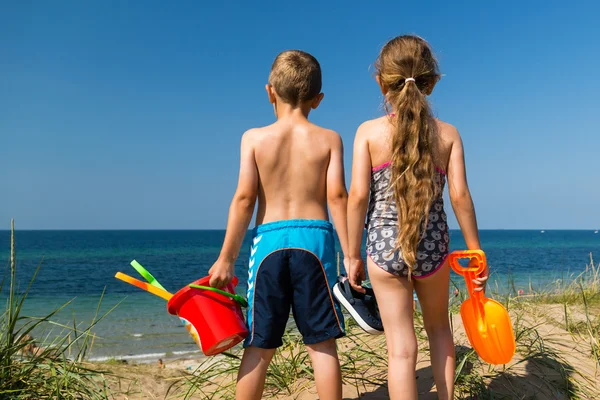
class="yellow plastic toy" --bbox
[449,250,516,365]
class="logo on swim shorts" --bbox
[247,235,262,296]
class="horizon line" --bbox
[1,228,598,232]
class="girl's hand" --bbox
[472,259,489,292]
[208,259,235,288]
[348,258,367,294]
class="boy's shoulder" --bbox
[310,122,341,144]
[239,124,274,146]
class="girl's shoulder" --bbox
[434,118,460,141]
[356,116,390,139]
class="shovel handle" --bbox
[115,272,174,301]
[448,250,487,277]
[449,250,487,321]
[130,260,167,291]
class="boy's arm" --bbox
[209,131,259,288]
[326,132,349,259]
[347,123,371,292]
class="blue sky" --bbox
[1,1,598,230]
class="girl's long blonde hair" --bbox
[375,35,441,279]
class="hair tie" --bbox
[405,78,415,83]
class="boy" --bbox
[208,50,349,400]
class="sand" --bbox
[97,301,600,399]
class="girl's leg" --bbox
[305,338,342,400]
[413,261,454,400]
[236,346,276,400]
[367,258,418,400]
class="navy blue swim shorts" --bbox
[244,219,345,348]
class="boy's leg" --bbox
[236,346,276,400]
[305,338,342,400]
[287,223,345,400]
[240,224,292,400]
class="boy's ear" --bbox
[310,93,325,109]
[375,75,388,95]
[265,84,276,104]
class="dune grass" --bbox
[0,220,118,399]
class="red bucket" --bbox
[167,276,248,356]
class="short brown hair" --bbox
[268,50,322,106]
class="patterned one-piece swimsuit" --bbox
[365,161,450,279]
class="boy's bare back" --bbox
[209,49,349,296]
[247,116,342,225]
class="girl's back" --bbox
[360,117,461,278]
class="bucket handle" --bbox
[189,284,248,308]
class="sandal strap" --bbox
[341,279,355,304]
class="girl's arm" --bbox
[209,130,258,288]
[347,123,372,292]
[447,127,487,291]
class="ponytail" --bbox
[375,35,441,280]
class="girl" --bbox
[347,35,487,400]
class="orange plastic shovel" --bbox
[449,250,516,365]
[115,272,174,301]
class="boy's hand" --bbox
[208,260,235,288]
[348,258,367,294]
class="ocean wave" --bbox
[88,352,166,362]
[88,349,202,363]
[172,350,201,356]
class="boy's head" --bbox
[266,50,323,110]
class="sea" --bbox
[1,229,598,363]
